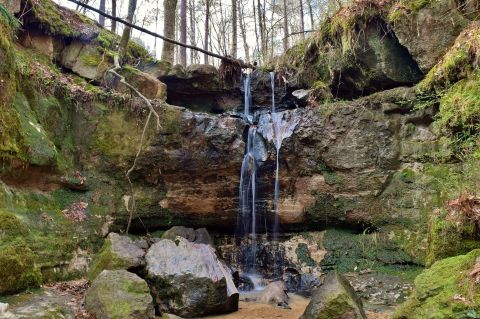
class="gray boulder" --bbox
[145,237,238,317]
[85,270,155,319]
[301,272,367,319]
[88,232,146,280]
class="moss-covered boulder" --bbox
[389,0,473,73]
[88,233,146,280]
[0,209,27,238]
[300,271,367,319]
[393,249,480,318]
[85,269,154,319]
[0,242,42,295]
[426,195,480,266]
[276,0,422,98]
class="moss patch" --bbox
[0,242,42,295]
[88,239,127,281]
[393,249,480,318]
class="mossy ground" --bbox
[393,249,480,319]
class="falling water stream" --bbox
[237,70,299,286]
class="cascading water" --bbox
[238,71,258,272]
[236,70,299,287]
[270,72,281,239]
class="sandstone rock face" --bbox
[145,237,239,317]
[61,41,110,81]
[20,30,63,59]
[86,270,155,319]
[88,232,146,280]
[391,0,471,73]
[130,86,436,231]
[111,68,167,100]
[301,272,367,319]
[158,64,242,113]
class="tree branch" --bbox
[66,0,255,68]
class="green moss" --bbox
[0,242,42,295]
[13,92,57,165]
[321,229,417,274]
[30,0,82,37]
[296,243,317,267]
[393,249,480,318]
[400,168,416,183]
[417,23,480,93]
[0,210,27,238]
[88,239,127,281]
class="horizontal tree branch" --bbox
[65,0,254,68]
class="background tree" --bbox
[180,0,187,65]
[161,0,178,63]
[204,0,210,64]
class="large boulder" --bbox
[86,270,155,319]
[61,40,110,81]
[145,237,239,317]
[301,272,367,319]
[88,232,146,280]
[389,0,474,73]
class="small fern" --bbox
[0,3,20,30]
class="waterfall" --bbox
[238,71,258,271]
[270,72,280,238]
[243,73,252,118]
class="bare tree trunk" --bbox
[257,0,265,60]
[282,0,288,52]
[189,0,197,64]
[270,0,275,59]
[99,0,106,26]
[180,0,187,66]
[231,0,237,57]
[119,0,138,57]
[299,0,305,39]
[111,0,117,32]
[204,0,210,64]
[252,0,259,61]
[307,0,314,29]
[239,0,250,62]
[162,0,178,63]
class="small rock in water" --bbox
[0,303,8,314]
[258,281,289,308]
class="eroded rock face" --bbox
[145,237,239,317]
[128,86,436,231]
[301,272,367,319]
[61,40,110,81]
[391,0,472,73]
[85,270,155,319]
